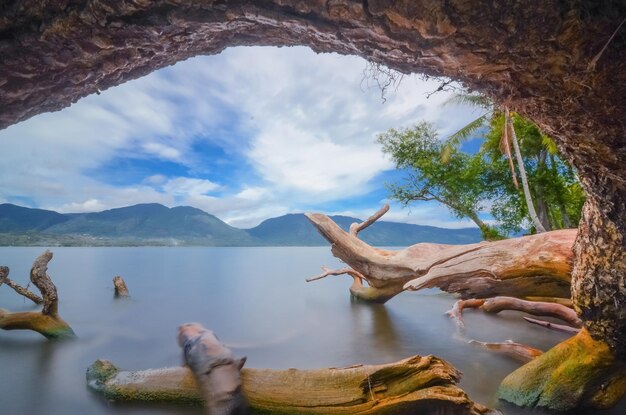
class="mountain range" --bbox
[0,203,482,247]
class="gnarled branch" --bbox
[0,265,43,304]
[0,251,75,339]
[349,203,389,237]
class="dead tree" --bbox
[306,206,575,303]
[0,250,75,339]
[87,355,491,415]
[113,276,129,297]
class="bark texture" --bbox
[0,251,75,339]
[87,355,492,414]
[498,328,626,411]
[307,212,575,302]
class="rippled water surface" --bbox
[0,247,623,415]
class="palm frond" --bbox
[445,114,488,149]
[541,134,559,155]
[443,93,492,109]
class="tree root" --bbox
[468,340,543,363]
[498,328,626,411]
[87,355,494,414]
[446,297,581,329]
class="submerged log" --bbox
[87,355,492,415]
[113,276,129,297]
[498,328,626,411]
[306,211,575,302]
[0,251,75,339]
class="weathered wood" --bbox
[522,317,580,334]
[113,276,129,297]
[306,266,399,303]
[349,204,390,237]
[446,297,581,329]
[306,212,575,301]
[87,355,492,415]
[468,339,543,363]
[0,265,43,304]
[177,323,247,415]
[0,251,75,339]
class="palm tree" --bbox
[443,93,547,233]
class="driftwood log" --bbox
[87,354,491,415]
[306,207,575,303]
[177,323,247,415]
[0,251,75,339]
[113,276,129,297]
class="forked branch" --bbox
[0,265,43,304]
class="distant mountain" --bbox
[246,213,482,246]
[0,203,482,246]
[0,203,69,232]
[45,203,257,245]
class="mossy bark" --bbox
[87,355,492,414]
[498,328,626,411]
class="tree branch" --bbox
[349,204,389,237]
[0,266,43,304]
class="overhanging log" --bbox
[306,212,576,301]
[87,355,492,415]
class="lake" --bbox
[0,247,623,415]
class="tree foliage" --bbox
[377,112,584,239]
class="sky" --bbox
[0,46,487,229]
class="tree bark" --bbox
[0,251,75,339]
[306,211,575,302]
[0,265,43,304]
[86,356,492,415]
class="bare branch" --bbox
[306,266,367,283]
[0,266,43,304]
[468,339,543,363]
[446,299,485,329]
[29,250,58,316]
[349,204,389,237]
[522,316,580,334]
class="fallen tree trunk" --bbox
[306,211,575,302]
[87,355,492,415]
[0,251,75,339]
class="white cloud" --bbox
[160,177,221,197]
[0,46,483,228]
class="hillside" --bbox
[0,203,482,246]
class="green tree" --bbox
[377,122,503,240]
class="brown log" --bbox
[468,339,543,363]
[0,265,43,304]
[87,355,492,415]
[0,251,75,339]
[306,212,575,301]
[113,276,129,297]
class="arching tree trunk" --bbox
[0,1,625,411]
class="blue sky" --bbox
[0,46,488,228]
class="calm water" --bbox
[0,247,623,415]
